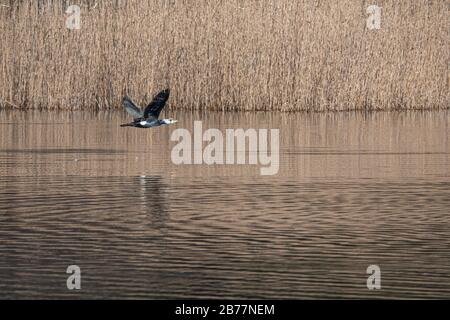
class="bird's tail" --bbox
[120,123,133,127]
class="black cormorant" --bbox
[120,89,177,128]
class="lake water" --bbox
[0,110,449,299]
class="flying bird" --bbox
[120,89,177,128]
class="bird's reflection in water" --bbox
[137,175,169,234]
[135,175,171,292]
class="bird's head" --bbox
[161,118,178,125]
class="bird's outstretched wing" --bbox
[143,89,170,118]
[122,96,143,118]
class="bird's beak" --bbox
[173,120,178,124]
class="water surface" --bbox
[0,110,449,299]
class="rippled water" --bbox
[0,110,449,299]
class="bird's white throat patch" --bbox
[162,119,176,124]
[170,121,279,175]
[139,120,147,126]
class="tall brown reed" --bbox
[0,0,448,112]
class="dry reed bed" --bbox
[0,0,448,111]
